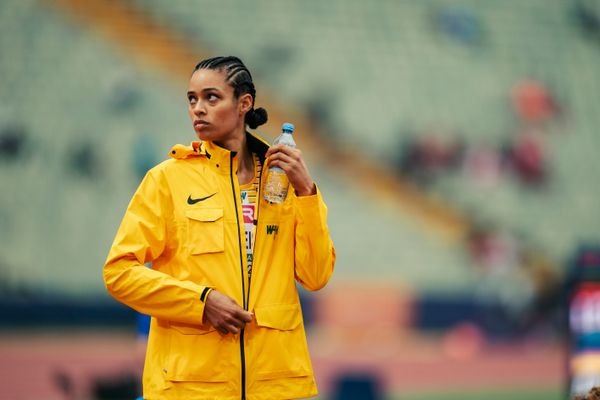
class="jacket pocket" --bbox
[186,208,224,255]
[166,323,236,382]
[252,303,312,380]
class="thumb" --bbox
[238,310,253,322]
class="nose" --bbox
[192,100,206,116]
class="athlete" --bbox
[103,56,336,399]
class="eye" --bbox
[187,94,197,105]
[207,93,219,102]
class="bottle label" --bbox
[264,170,289,203]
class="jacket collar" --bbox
[169,131,270,170]
[246,131,270,162]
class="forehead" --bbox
[188,68,230,92]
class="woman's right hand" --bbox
[203,290,253,335]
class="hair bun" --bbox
[246,107,268,129]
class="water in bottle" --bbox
[263,122,296,203]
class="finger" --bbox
[227,315,246,329]
[267,152,296,169]
[217,326,229,335]
[226,312,250,329]
[266,145,300,158]
[236,310,253,323]
[216,321,237,335]
[266,144,287,158]
[225,323,240,334]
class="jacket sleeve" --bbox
[293,185,336,291]
[103,170,209,325]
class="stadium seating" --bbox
[129,0,600,267]
[1,0,599,311]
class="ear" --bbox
[238,93,253,115]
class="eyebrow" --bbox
[187,87,222,96]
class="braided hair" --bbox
[193,56,268,129]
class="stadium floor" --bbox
[0,328,563,399]
[395,389,562,400]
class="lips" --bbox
[194,120,209,128]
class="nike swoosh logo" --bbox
[187,193,217,205]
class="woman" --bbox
[104,56,336,399]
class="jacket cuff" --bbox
[293,183,320,202]
[293,184,326,221]
[200,287,213,302]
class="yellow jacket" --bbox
[104,133,335,399]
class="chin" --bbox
[194,128,212,141]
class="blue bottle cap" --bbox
[282,122,295,133]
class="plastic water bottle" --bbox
[263,122,296,203]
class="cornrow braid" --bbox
[193,56,268,129]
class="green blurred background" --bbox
[2,0,600,398]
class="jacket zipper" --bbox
[230,152,247,400]
[246,160,264,308]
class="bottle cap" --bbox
[282,122,295,133]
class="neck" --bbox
[214,128,254,180]
[214,124,247,154]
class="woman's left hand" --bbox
[265,145,316,196]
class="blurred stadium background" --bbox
[1,0,600,398]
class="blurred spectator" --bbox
[436,5,484,46]
[304,88,338,139]
[575,385,600,400]
[397,132,464,185]
[467,233,564,342]
[507,130,548,186]
[518,251,562,337]
[468,226,520,273]
[566,246,600,397]
[574,1,600,44]
[67,141,103,179]
[511,79,560,124]
[131,133,159,181]
[462,144,504,188]
[105,69,141,113]
[469,226,538,337]
[0,124,26,162]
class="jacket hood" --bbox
[168,132,270,162]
